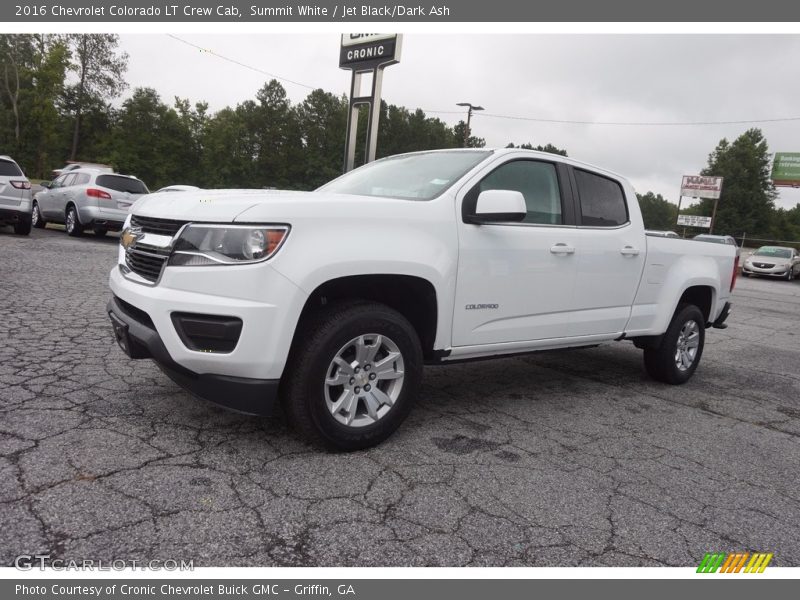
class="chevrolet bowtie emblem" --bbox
[120,227,141,249]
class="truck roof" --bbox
[387,147,631,184]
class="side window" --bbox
[51,175,67,189]
[62,173,77,188]
[74,173,90,186]
[574,169,628,227]
[476,160,562,225]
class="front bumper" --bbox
[107,295,279,415]
[742,264,791,277]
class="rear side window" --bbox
[0,160,23,176]
[97,175,148,194]
[475,160,563,225]
[575,169,628,227]
[73,173,90,186]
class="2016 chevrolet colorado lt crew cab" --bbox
[107,149,736,449]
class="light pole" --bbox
[456,102,484,147]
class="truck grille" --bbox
[125,215,188,282]
[130,215,187,237]
[125,246,171,282]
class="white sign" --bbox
[341,34,397,47]
[680,175,724,199]
[677,214,712,228]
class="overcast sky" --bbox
[120,33,800,210]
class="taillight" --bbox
[10,180,31,190]
[730,255,739,291]
[86,188,112,200]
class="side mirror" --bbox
[470,190,527,224]
[39,181,52,189]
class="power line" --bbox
[166,34,317,91]
[166,34,800,128]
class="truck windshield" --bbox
[318,150,492,200]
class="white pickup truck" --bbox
[107,149,736,449]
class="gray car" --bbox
[33,169,149,237]
[693,234,738,246]
[742,246,800,281]
[0,155,33,235]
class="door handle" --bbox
[550,243,575,255]
[620,245,640,256]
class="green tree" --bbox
[696,128,777,237]
[106,87,194,190]
[0,34,31,147]
[506,142,568,156]
[453,120,485,148]
[65,34,128,160]
[637,191,678,231]
[295,89,347,188]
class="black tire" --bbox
[93,228,108,238]
[13,217,32,235]
[281,301,423,451]
[643,303,706,385]
[741,272,749,277]
[65,205,83,237]
[31,201,46,229]
[785,269,793,282]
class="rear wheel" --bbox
[31,202,46,229]
[65,205,83,237]
[643,303,705,385]
[281,301,423,451]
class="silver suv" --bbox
[33,169,149,237]
[0,155,33,235]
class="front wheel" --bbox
[281,301,423,451]
[643,303,705,385]
[32,202,46,229]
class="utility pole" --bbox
[456,102,484,147]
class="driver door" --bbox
[453,158,580,346]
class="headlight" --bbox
[168,224,289,266]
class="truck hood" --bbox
[130,189,309,221]
[130,189,421,222]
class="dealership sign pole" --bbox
[340,34,402,172]
[677,175,724,233]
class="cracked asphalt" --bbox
[1,227,799,567]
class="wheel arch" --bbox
[292,274,439,360]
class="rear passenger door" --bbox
[567,168,646,337]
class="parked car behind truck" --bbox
[742,246,800,280]
[0,155,32,235]
[107,149,737,450]
[33,169,149,237]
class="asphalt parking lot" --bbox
[1,227,799,567]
